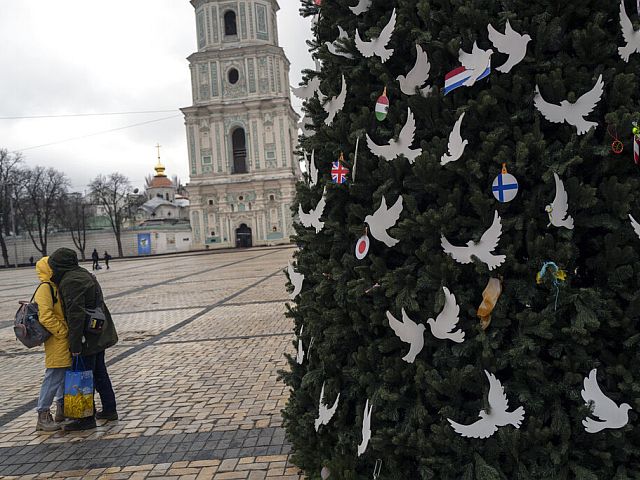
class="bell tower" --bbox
[182,0,300,249]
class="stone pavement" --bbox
[0,246,302,479]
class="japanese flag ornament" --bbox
[355,232,370,260]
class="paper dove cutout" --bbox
[459,42,493,86]
[619,0,640,62]
[487,20,531,73]
[288,262,304,299]
[350,0,372,15]
[298,188,326,233]
[397,44,432,96]
[357,399,373,456]
[307,150,318,186]
[545,173,574,229]
[386,309,425,363]
[291,76,322,101]
[441,210,506,271]
[365,195,403,247]
[581,369,631,433]
[440,112,468,165]
[448,370,525,439]
[322,75,347,125]
[427,287,464,343]
[326,26,354,59]
[299,113,316,137]
[355,8,396,62]
[315,382,340,431]
[296,326,313,365]
[629,214,640,239]
[366,108,422,163]
[534,74,604,135]
[296,325,305,364]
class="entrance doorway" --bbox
[235,223,252,248]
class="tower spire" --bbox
[154,143,166,177]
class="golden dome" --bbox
[154,160,166,177]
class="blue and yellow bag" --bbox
[64,357,94,418]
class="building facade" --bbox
[182,0,300,249]
[138,160,190,224]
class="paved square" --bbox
[0,246,302,479]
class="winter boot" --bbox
[63,416,96,431]
[36,410,61,432]
[54,401,64,423]
[95,410,118,421]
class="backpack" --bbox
[13,283,56,348]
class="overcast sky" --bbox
[0,1,313,192]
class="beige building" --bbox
[181,0,300,249]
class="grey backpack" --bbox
[13,283,56,348]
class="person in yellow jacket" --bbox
[34,257,72,431]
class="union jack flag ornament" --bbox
[331,153,349,184]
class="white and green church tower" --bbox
[182,0,300,248]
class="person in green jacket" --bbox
[48,247,119,431]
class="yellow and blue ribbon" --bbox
[536,261,567,310]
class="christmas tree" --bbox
[282,1,640,478]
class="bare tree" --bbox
[14,166,70,257]
[0,149,24,267]
[89,173,132,257]
[57,192,93,261]
[171,175,188,197]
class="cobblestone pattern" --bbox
[0,247,303,479]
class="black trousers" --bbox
[79,350,117,413]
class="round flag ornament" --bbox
[314,0,322,5]
[355,234,370,260]
[492,163,519,203]
[375,87,389,122]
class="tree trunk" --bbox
[116,231,123,257]
[0,234,9,267]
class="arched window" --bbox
[224,10,237,36]
[232,128,247,174]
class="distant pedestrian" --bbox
[103,251,111,270]
[91,249,99,271]
[29,256,34,266]
[33,257,71,431]
[49,248,119,431]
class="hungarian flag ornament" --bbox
[314,0,322,5]
[355,228,370,260]
[491,163,519,203]
[331,152,350,184]
[375,87,389,121]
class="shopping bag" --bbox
[64,357,94,419]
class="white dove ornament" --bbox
[441,211,506,271]
[545,173,574,230]
[534,74,604,135]
[619,0,640,62]
[427,287,464,343]
[326,26,354,59]
[487,20,531,73]
[308,150,318,187]
[298,188,327,233]
[288,262,304,299]
[357,399,373,456]
[440,112,468,165]
[386,309,425,363]
[366,108,422,163]
[365,195,403,247]
[315,383,340,431]
[291,76,322,101]
[629,214,640,239]
[296,326,305,364]
[582,369,631,433]
[349,0,372,15]
[322,75,347,125]
[448,370,525,439]
[355,8,396,62]
[459,42,493,86]
[397,44,432,96]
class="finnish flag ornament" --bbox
[492,163,518,203]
